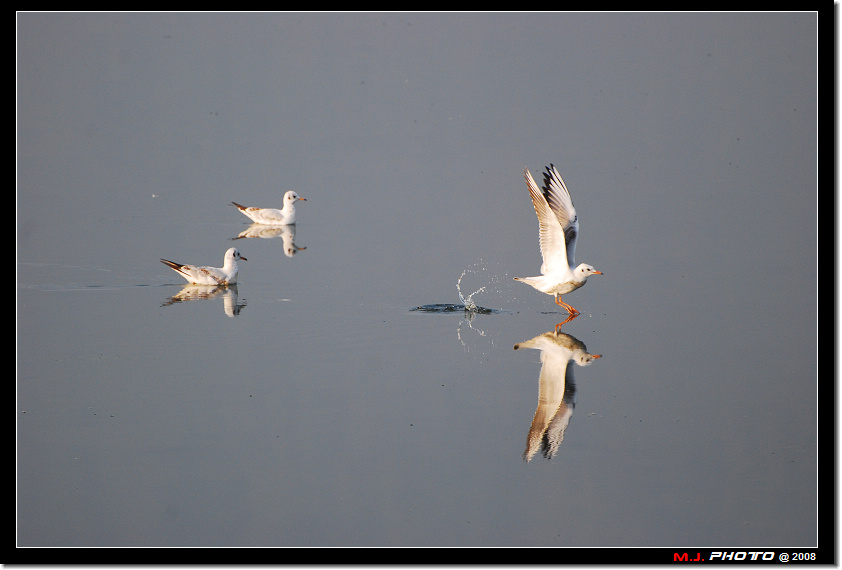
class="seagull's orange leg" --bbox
[554,294,580,316]
[553,294,580,331]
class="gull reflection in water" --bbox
[232,223,306,257]
[514,330,601,461]
[162,284,247,317]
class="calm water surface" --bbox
[17,12,819,549]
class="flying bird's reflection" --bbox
[514,330,601,461]
[162,283,247,317]
[232,223,306,257]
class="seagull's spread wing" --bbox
[541,164,579,266]
[524,168,570,275]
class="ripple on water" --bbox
[410,303,497,315]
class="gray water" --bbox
[17,12,818,548]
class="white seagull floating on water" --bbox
[232,190,306,225]
[160,247,246,285]
[515,164,602,324]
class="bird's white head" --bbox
[284,191,306,203]
[575,263,602,281]
[226,247,247,262]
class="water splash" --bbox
[411,260,507,315]
[410,260,515,356]
[456,268,485,311]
